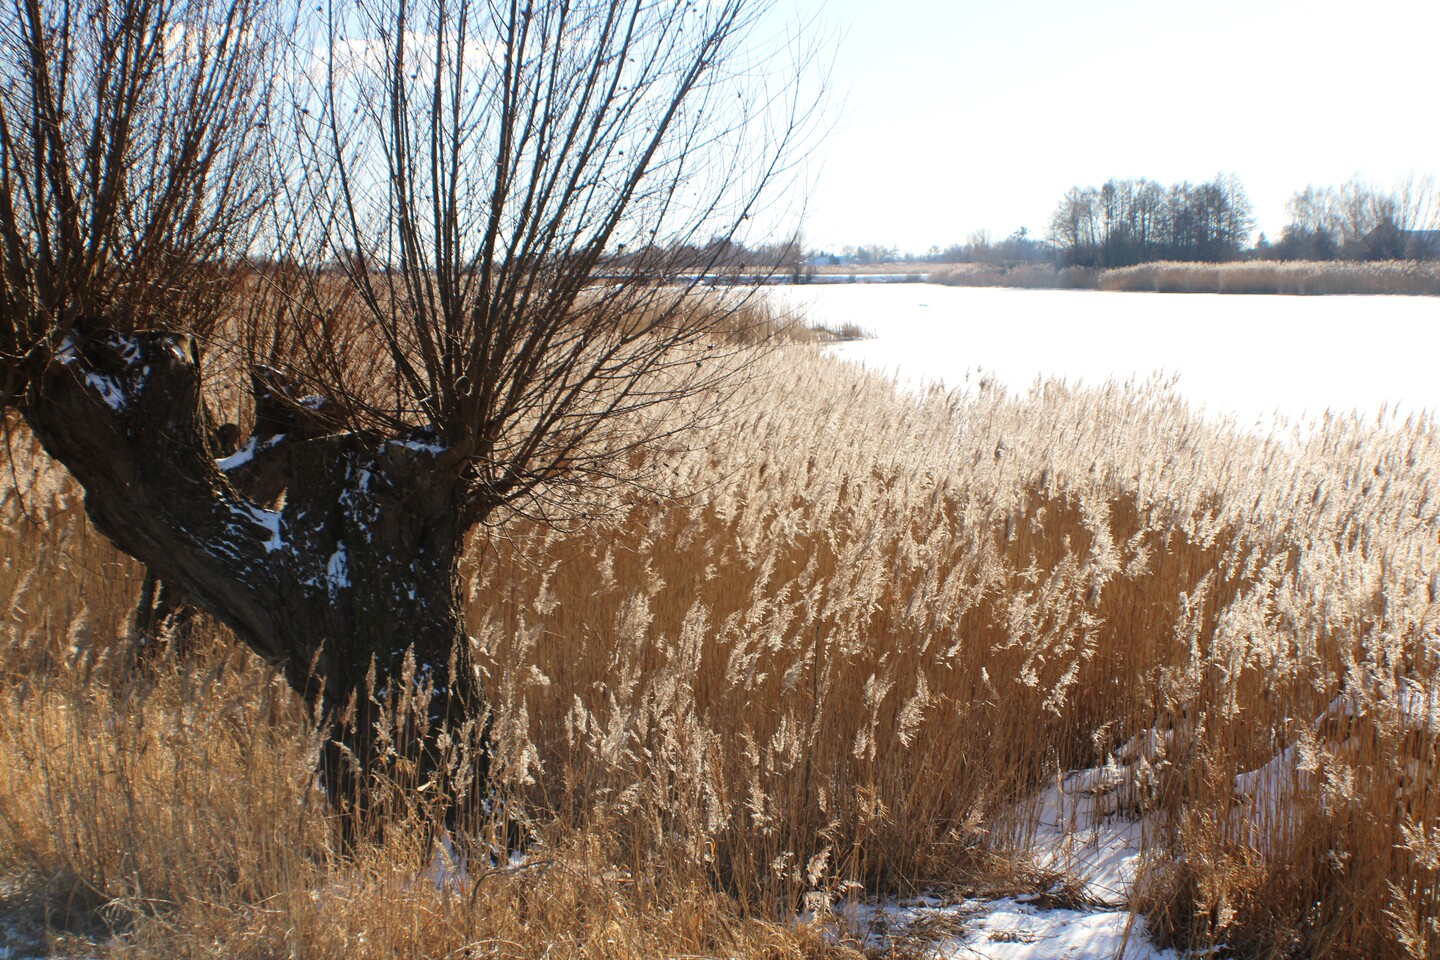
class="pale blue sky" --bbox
[767,0,1440,252]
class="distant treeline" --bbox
[807,175,1439,271]
[1262,178,1437,261]
[1048,175,1255,268]
[1049,175,1438,268]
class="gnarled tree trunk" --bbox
[21,330,487,836]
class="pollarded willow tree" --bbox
[0,0,819,829]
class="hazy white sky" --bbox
[766,0,1440,252]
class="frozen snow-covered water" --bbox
[771,284,1440,433]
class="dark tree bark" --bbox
[21,330,486,834]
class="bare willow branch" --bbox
[273,0,823,523]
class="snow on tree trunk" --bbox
[22,330,487,833]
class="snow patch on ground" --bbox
[847,726,1193,958]
[425,831,471,891]
[1022,765,1156,907]
[0,879,90,960]
[423,832,527,893]
[843,895,1178,960]
[856,686,1429,959]
[841,737,1170,958]
[1323,685,1439,733]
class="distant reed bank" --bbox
[903,259,1440,296]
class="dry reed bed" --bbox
[1097,259,1440,296]
[476,354,1439,956]
[0,434,848,959]
[1,347,1438,958]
